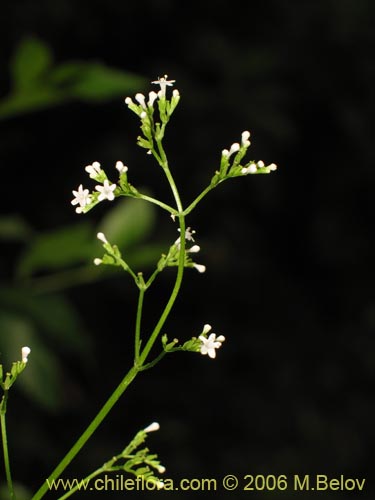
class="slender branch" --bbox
[32,366,139,500]
[1,394,15,500]
[135,193,177,215]
[138,136,186,364]
[134,287,145,362]
[183,184,214,216]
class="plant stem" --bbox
[183,184,214,216]
[32,365,139,500]
[1,393,15,500]
[134,287,145,362]
[139,139,186,364]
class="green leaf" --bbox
[0,287,91,355]
[16,222,94,278]
[50,62,147,101]
[11,37,52,90]
[0,312,62,410]
[0,214,33,242]
[98,198,156,251]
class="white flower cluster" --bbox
[71,161,127,214]
[125,75,178,115]
[199,324,225,359]
[217,130,278,183]
[175,227,206,273]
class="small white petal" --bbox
[203,324,212,334]
[257,160,265,168]
[148,91,158,106]
[193,263,206,273]
[115,161,128,174]
[229,143,240,155]
[144,422,160,433]
[188,245,200,253]
[268,163,277,171]
[157,465,166,474]
[135,93,146,108]
[125,97,132,105]
[97,232,108,244]
[21,346,31,363]
[241,130,250,142]
[93,258,102,266]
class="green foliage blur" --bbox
[0,38,160,411]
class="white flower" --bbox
[268,163,277,171]
[96,180,116,202]
[93,258,102,266]
[21,346,31,363]
[135,93,147,108]
[199,333,225,359]
[202,324,212,334]
[241,130,251,147]
[193,263,206,273]
[175,227,196,247]
[124,97,133,105]
[85,161,102,179]
[187,245,200,253]
[257,160,265,168]
[71,184,91,213]
[115,161,128,174]
[148,91,158,107]
[172,89,180,98]
[144,422,160,433]
[241,164,257,175]
[157,465,166,474]
[229,143,240,156]
[151,75,176,98]
[97,232,108,244]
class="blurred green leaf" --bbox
[0,312,62,410]
[0,37,147,119]
[11,37,52,91]
[0,287,91,354]
[16,222,94,278]
[0,214,33,241]
[51,62,146,101]
[0,482,32,500]
[98,197,156,250]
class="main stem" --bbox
[1,395,15,500]
[139,144,186,364]
[33,117,186,500]
[31,366,138,500]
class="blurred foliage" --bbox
[0,198,161,409]
[0,39,159,412]
[0,37,147,119]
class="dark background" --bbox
[0,1,374,499]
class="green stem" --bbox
[1,393,15,500]
[139,138,186,364]
[32,366,139,500]
[134,287,145,362]
[135,193,177,215]
[183,184,214,216]
[56,467,104,500]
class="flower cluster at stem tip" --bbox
[70,74,278,361]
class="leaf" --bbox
[16,222,94,278]
[98,198,156,251]
[11,37,52,90]
[0,214,33,241]
[50,62,147,101]
[0,312,62,410]
[0,287,91,354]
